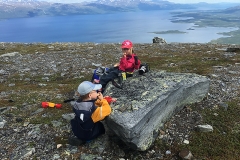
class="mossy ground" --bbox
[1,42,240,159]
[188,100,240,159]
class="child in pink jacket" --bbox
[118,40,141,73]
[93,40,141,90]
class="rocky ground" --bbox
[0,42,240,160]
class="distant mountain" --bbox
[85,0,196,11]
[222,5,240,14]
[0,0,239,19]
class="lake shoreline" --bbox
[1,9,240,44]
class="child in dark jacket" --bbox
[70,81,111,142]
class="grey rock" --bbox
[38,83,47,86]
[0,52,20,57]
[21,148,36,159]
[53,154,61,159]
[8,83,15,87]
[196,124,213,132]
[92,63,102,67]
[179,149,193,160]
[223,52,236,58]
[0,107,8,113]
[31,108,44,115]
[62,113,75,121]
[104,71,209,151]
[152,37,167,44]
[0,119,7,128]
[166,150,171,155]
[0,69,6,74]
[219,102,228,111]
[51,120,62,127]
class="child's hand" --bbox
[98,92,103,100]
[114,63,119,67]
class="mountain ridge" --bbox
[1,0,239,19]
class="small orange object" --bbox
[41,102,49,108]
[55,103,62,109]
[41,101,62,108]
[48,102,55,108]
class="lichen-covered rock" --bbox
[104,71,210,151]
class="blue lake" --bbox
[0,10,237,43]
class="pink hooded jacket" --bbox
[118,54,141,72]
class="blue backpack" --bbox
[91,67,109,82]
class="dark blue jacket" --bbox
[70,99,105,141]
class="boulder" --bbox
[152,37,167,44]
[196,124,213,132]
[103,71,209,151]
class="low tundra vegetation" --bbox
[1,42,240,159]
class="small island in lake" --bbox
[151,30,187,34]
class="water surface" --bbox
[0,10,237,43]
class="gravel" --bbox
[0,42,240,159]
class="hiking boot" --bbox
[68,136,84,146]
[111,79,122,89]
[111,71,124,89]
[67,130,84,146]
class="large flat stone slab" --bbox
[103,71,210,151]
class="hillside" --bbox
[170,5,240,44]
[0,42,240,159]
[0,0,188,19]
[0,0,239,19]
